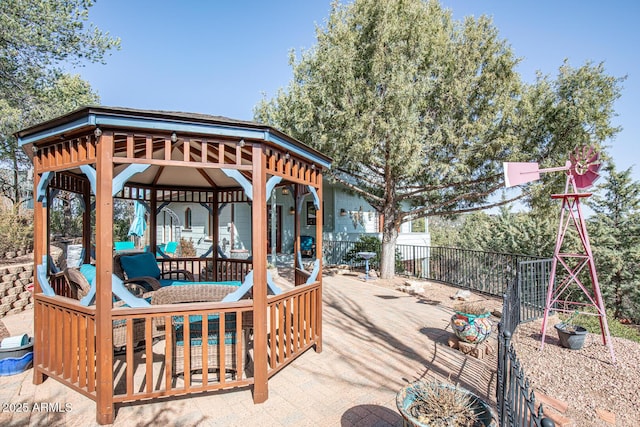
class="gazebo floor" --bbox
[0,274,498,426]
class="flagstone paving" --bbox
[0,274,497,426]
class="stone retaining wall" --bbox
[0,263,34,318]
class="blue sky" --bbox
[78,0,639,181]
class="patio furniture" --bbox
[150,284,247,378]
[300,236,315,258]
[63,265,160,350]
[157,241,178,258]
[114,241,135,252]
[113,251,194,292]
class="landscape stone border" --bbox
[0,262,34,317]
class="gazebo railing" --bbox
[266,281,321,376]
[33,295,98,400]
[32,279,321,405]
[111,301,255,402]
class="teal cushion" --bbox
[174,314,238,346]
[79,264,96,284]
[120,252,161,279]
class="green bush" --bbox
[562,309,640,343]
[0,206,33,254]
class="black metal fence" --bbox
[324,241,548,298]
[324,240,556,426]
[497,283,555,427]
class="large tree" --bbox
[255,0,622,278]
[0,0,119,205]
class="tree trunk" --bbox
[379,211,398,279]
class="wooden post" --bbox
[95,131,115,425]
[82,177,92,264]
[251,144,269,403]
[150,189,157,253]
[314,172,323,353]
[212,192,219,281]
[32,170,46,385]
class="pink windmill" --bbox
[504,146,615,363]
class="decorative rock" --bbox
[16,250,24,257]
[8,308,24,315]
[2,274,18,283]
[12,299,27,309]
[368,269,378,278]
[5,251,16,259]
[19,291,31,300]
[448,334,496,359]
[452,289,472,301]
[23,264,34,272]
[17,278,30,287]
[6,286,22,295]
[0,283,9,293]
[6,286,21,296]
[18,271,31,279]
[24,303,34,310]
[8,266,24,274]
[2,294,18,305]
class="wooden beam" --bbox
[251,144,268,403]
[32,171,47,385]
[315,173,323,353]
[94,131,114,425]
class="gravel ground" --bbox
[367,275,639,427]
[512,319,640,427]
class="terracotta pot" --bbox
[450,311,492,344]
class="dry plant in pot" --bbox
[396,381,496,427]
[450,302,493,344]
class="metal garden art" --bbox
[504,146,616,362]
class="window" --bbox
[185,207,192,229]
[411,217,425,233]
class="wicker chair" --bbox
[113,252,194,291]
[150,284,247,379]
[64,266,158,350]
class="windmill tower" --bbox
[504,146,615,363]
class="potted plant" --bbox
[554,311,587,350]
[396,381,496,427]
[450,302,492,344]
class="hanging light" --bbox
[282,187,290,196]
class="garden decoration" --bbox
[450,302,492,344]
[504,145,615,362]
[554,311,587,350]
[396,381,496,427]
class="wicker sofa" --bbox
[150,284,248,379]
[63,265,159,350]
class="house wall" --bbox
[153,182,430,258]
[322,183,381,242]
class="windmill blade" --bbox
[574,169,601,190]
[503,162,541,187]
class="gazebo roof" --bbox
[17,106,331,189]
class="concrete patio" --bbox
[0,273,497,426]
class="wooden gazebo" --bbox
[17,106,331,424]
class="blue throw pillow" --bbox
[79,264,96,284]
[119,252,161,279]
